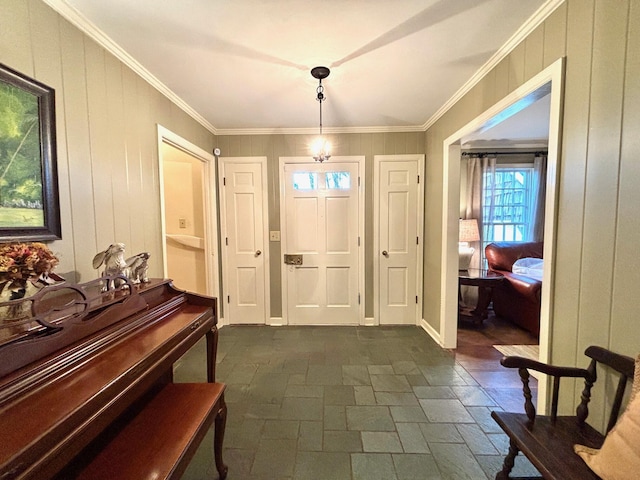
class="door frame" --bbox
[279,156,365,326]
[156,125,220,302]
[373,154,425,326]
[439,57,565,412]
[217,156,270,325]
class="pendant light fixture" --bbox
[310,66,331,162]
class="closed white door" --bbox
[282,161,361,325]
[219,158,269,324]
[375,156,423,325]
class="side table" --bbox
[458,268,504,325]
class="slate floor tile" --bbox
[293,451,352,480]
[392,453,443,479]
[346,405,396,431]
[361,431,403,453]
[351,453,398,480]
[419,399,476,423]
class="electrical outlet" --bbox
[179,218,187,229]
[270,231,280,241]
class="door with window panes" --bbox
[282,162,360,325]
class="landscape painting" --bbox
[0,63,60,241]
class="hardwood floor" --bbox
[454,313,538,413]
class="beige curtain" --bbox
[464,157,483,269]
[531,155,547,242]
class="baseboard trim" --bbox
[268,317,285,326]
[418,318,445,347]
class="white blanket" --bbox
[512,257,544,281]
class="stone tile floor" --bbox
[175,325,540,479]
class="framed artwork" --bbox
[0,63,61,241]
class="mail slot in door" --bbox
[284,254,303,265]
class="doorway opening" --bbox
[157,126,219,300]
[440,58,565,412]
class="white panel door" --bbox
[378,159,419,324]
[283,162,360,324]
[220,159,268,324]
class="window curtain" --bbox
[464,157,483,269]
[530,155,547,242]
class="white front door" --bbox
[281,158,363,325]
[218,157,269,324]
[375,155,424,325]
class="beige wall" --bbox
[425,0,640,425]
[1,0,214,283]
[215,132,426,318]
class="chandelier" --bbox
[310,66,331,162]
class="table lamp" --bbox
[459,219,480,270]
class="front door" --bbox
[281,158,363,325]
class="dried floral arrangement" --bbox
[0,242,59,299]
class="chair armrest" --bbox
[500,356,595,424]
[500,272,542,299]
[500,355,591,379]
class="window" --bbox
[325,171,350,189]
[292,172,318,190]
[482,166,534,256]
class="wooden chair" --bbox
[491,346,635,480]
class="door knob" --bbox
[382,250,388,257]
[256,250,262,256]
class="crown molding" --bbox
[214,125,426,136]
[43,0,217,135]
[421,0,565,131]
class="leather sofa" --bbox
[485,242,543,337]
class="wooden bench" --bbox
[491,346,635,480]
[59,382,228,480]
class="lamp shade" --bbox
[459,219,480,243]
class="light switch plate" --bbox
[270,231,280,241]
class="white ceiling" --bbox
[59,0,547,133]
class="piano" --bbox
[0,276,227,479]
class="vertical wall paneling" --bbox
[508,42,526,91]
[84,41,115,246]
[611,0,640,354]
[552,0,594,410]
[0,0,33,76]
[578,0,628,359]
[123,66,145,254]
[28,0,76,278]
[59,23,97,280]
[543,1,568,68]
[525,25,545,81]
[104,54,130,250]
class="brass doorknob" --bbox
[256,250,262,256]
[382,250,388,257]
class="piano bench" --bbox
[68,382,228,480]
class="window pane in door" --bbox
[293,172,318,190]
[325,172,350,189]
